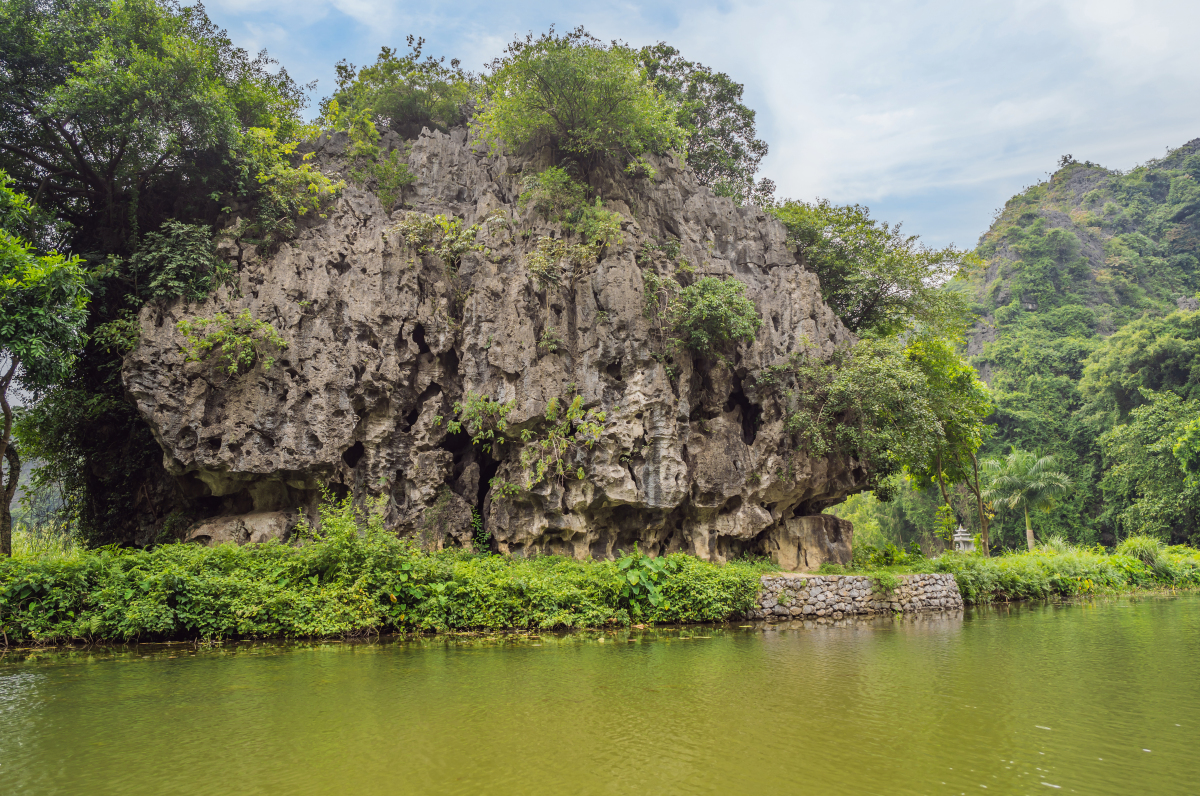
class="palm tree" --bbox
[981,449,1072,551]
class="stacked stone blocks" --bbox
[748,572,963,620]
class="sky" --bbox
[203,0,1200,249]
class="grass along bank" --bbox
[0,498,772,645]
[6,500,1198,645]
[818,536,1200,604]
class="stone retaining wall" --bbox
[748,573,963,620]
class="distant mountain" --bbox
[958,138,1200,546]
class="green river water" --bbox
[2,595,1198,795]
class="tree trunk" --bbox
[0,359,16,557]
[0,445,16,557]
[1024,505,1035,551]
[969,452,990,557]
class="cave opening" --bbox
[341,441,365,468]
[411,323,431,355]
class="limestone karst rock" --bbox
[123,126,865,569]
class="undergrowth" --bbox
[0,499,772,645]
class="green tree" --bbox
[0,171,89,555]
[905,335,995,554]
[768,199,980,337]
[1079,308,1200,424]
[0,0,331,543]
[321,35,474,139]
[1099,390,1200,545]
[757,338,944,491]
[982,449,1072,551]
[474,27,686,172]
[639,43,772,204]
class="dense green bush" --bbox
[475,27,685,169]
[668,276,761,356]
[321,37,474,138]
[0,499,771,644]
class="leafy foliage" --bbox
[443,392,514,454]
[526,236,597,290]
[668,276,761,356]
[1098,390,1200,545]
[475,27,686,171]
[0,495,770,642]
[0,171,89,556]
[640,43,773,205]
[127,221,233,303]
[176,309,287,376]
[387,211,484,274]
[518,166,589,222]
[768,199,980,337]
[616,544,679,617]
[517,396,607,489]
[321,36,474,139]
[0,172,90,390]
[756,338,943,486]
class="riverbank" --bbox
[1,499,775,645]
[825,536,1200,604]
[5,499,1198,644]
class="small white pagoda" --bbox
[951,526,975,553]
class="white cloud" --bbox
[201,0,1200,246]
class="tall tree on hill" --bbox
[639,43,773,205]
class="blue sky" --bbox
[204,0,1200,249]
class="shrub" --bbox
[352,148,415,213]
[387,212,484,273]
[519,167,588,221]
[475,27,685,168]
[127,221,234,303]
[176,309,288,375]
[238,126,344,242]
[572,198,623,253]
[322,37,474,139]
[1115,534,1164,566]
[668,276,761,356]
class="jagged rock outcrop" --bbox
[123,126,866,569]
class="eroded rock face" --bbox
[123,127,865,569]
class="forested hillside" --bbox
[839,140,1200,551]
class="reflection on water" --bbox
[1,597,1197,795]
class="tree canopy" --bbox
[320,36,475,139]
[0,171,89,555]
[639,43,772,204]
[474,27,686,171]
[768,199,980,338]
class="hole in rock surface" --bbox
[606,359,623,381]
[342,441,366,468]
[412,324,431,355]
[724,385,761,446]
